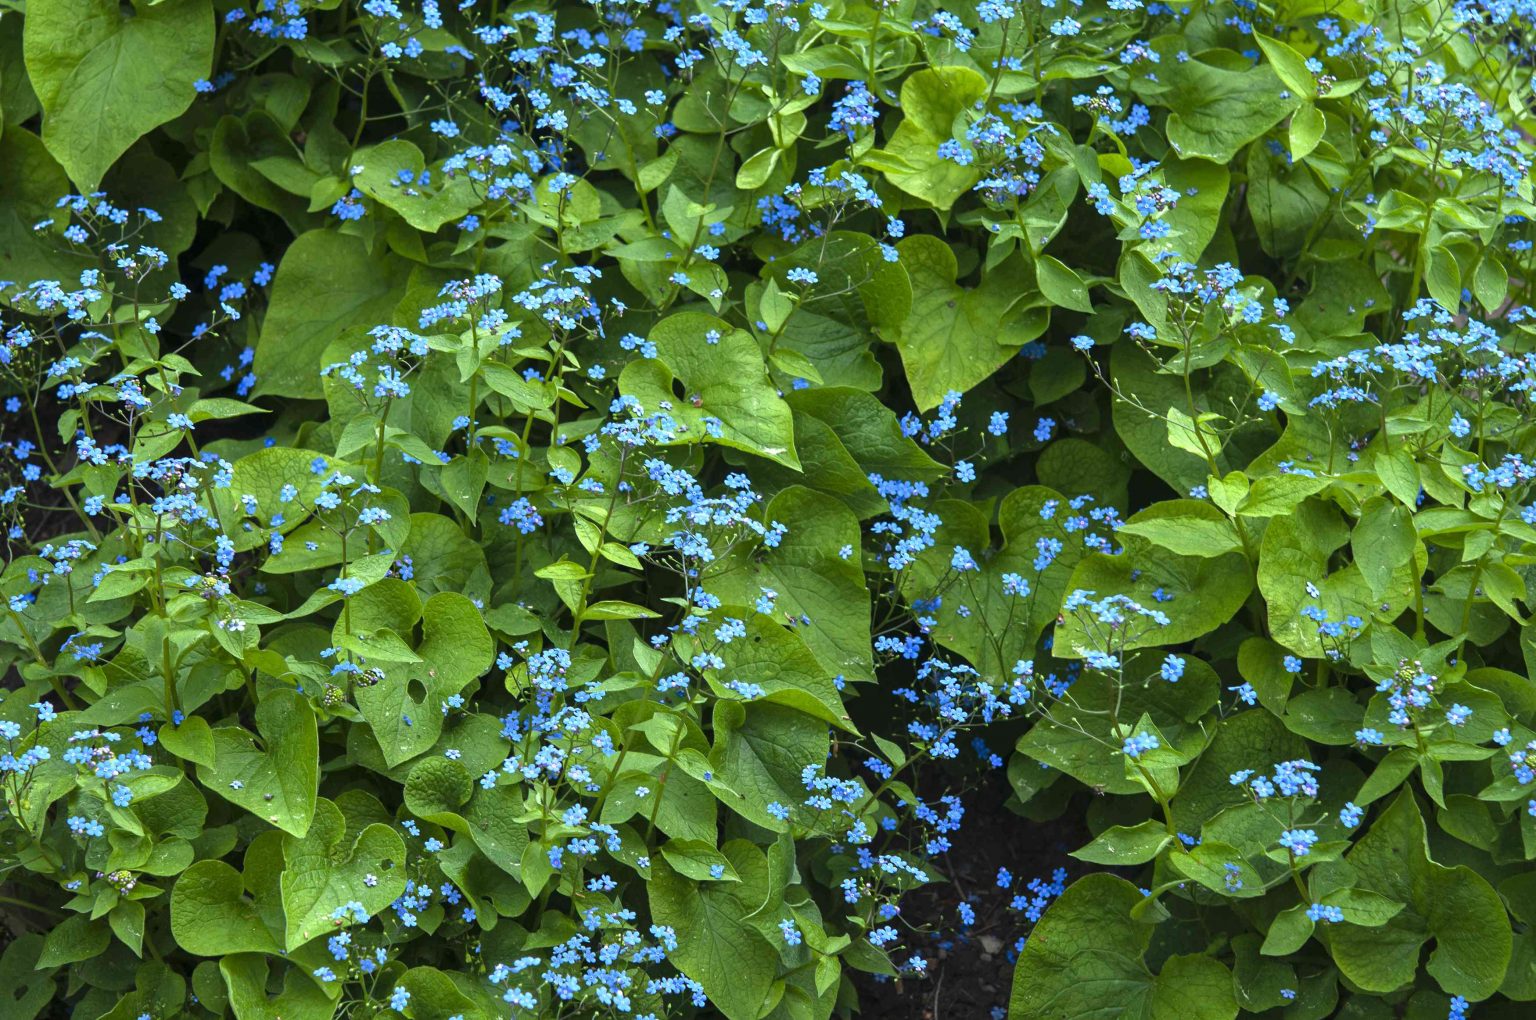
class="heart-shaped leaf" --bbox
[354,591,495,766]
[171,860,282,956]
[196,688,318,837]
[280,798,407,950]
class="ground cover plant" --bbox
[2,0,1536,1016]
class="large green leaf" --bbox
[1246,143,1330,258]
[0,127,88,296]
[1109,344,1263,494]
[219,955,338,1020]
[1056,501,1254,653]
[709,700,829,831]
[1259,499,1413,657]
[0,935,55,1020]
[279,798,407,950]
[353,140,479,232]
[648,841,780,1020]
[1010,873,1237,1019]
[1324,790,1511,999]
[908,486,1084,678]
[355,591,495,766]
[217,446,332,553]
[700,612,854,730]
[36,913,109,968]
[702,486,873,683]
[894,236,1048,410]
[196,688,319,837]
[1171,710,1307,832]
[394,966,490,1020]
[619,311,799,467]
[787,388,946,482]
[1154,47,1300,163]
[23,0,213,190]
[253,229,410,399]
[880,66,987,210]
[750,388,946,517]
[170,860,282,957]
[1017,650,1220,794]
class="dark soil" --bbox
[849,780,1088,1020]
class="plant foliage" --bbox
[2,0,1536,1018]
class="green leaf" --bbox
[1247,142,1330,257]
[1426,244,1462,313]
[157,717,215,768]
[1289,104,1326,159]
[1110,344,1257,494]
[880,66,987,209]
[1352,499,1416,599]
[1057,516,1253,652]
[894,236,1047,410]
[353,139,477,232]
[780,387,947,501]
[1325,790,1511,998]
[1259,499,1411,657]
[0,934,56,1019]
[355,592,495,766]
[1255,34,1317,98]
[1019,650,1220,796]
[108,899,144,955]
[660,839,741,882]
[1009,872,1152,1020]
[0,127,87,292]
[735,146,779,190]
[1071,820,1172,865]
[23,0,213,190]
[1356,747,1418,806]
[1282,687,1364,745]
[216,445,331,552]
[439,449,489,523]
[280,798,407,950]
[464,785,530,879]
[254,229,409,399]
[219,955,338,1020]
[1167,840,1267,900]
[1322,888,1406,928]
[1474,255,1508,312]
[404,757,473,829]
[1229,934,1301,1012]
[648,842,779,1020]
[619,311,799,467]
[909,486,1086,678]
[582,600,659,620]
[170,860,282,956]
[1157,48,1301,163]
[1009,873,1237,1019]
[709,700,829,831]
[1261,904,1315,956]
[702,486,873,682]
[1171,709,1307,832]
[1375,447,1422,507]
[1116,500,1242,558]
[395,966,489,1020]
[701,612,853,730]
[1035,254,1093,313]
[1237,474,1331,518]
[1151,954,1238,1020]
[36,912,110,967]
[196,688,319,837]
